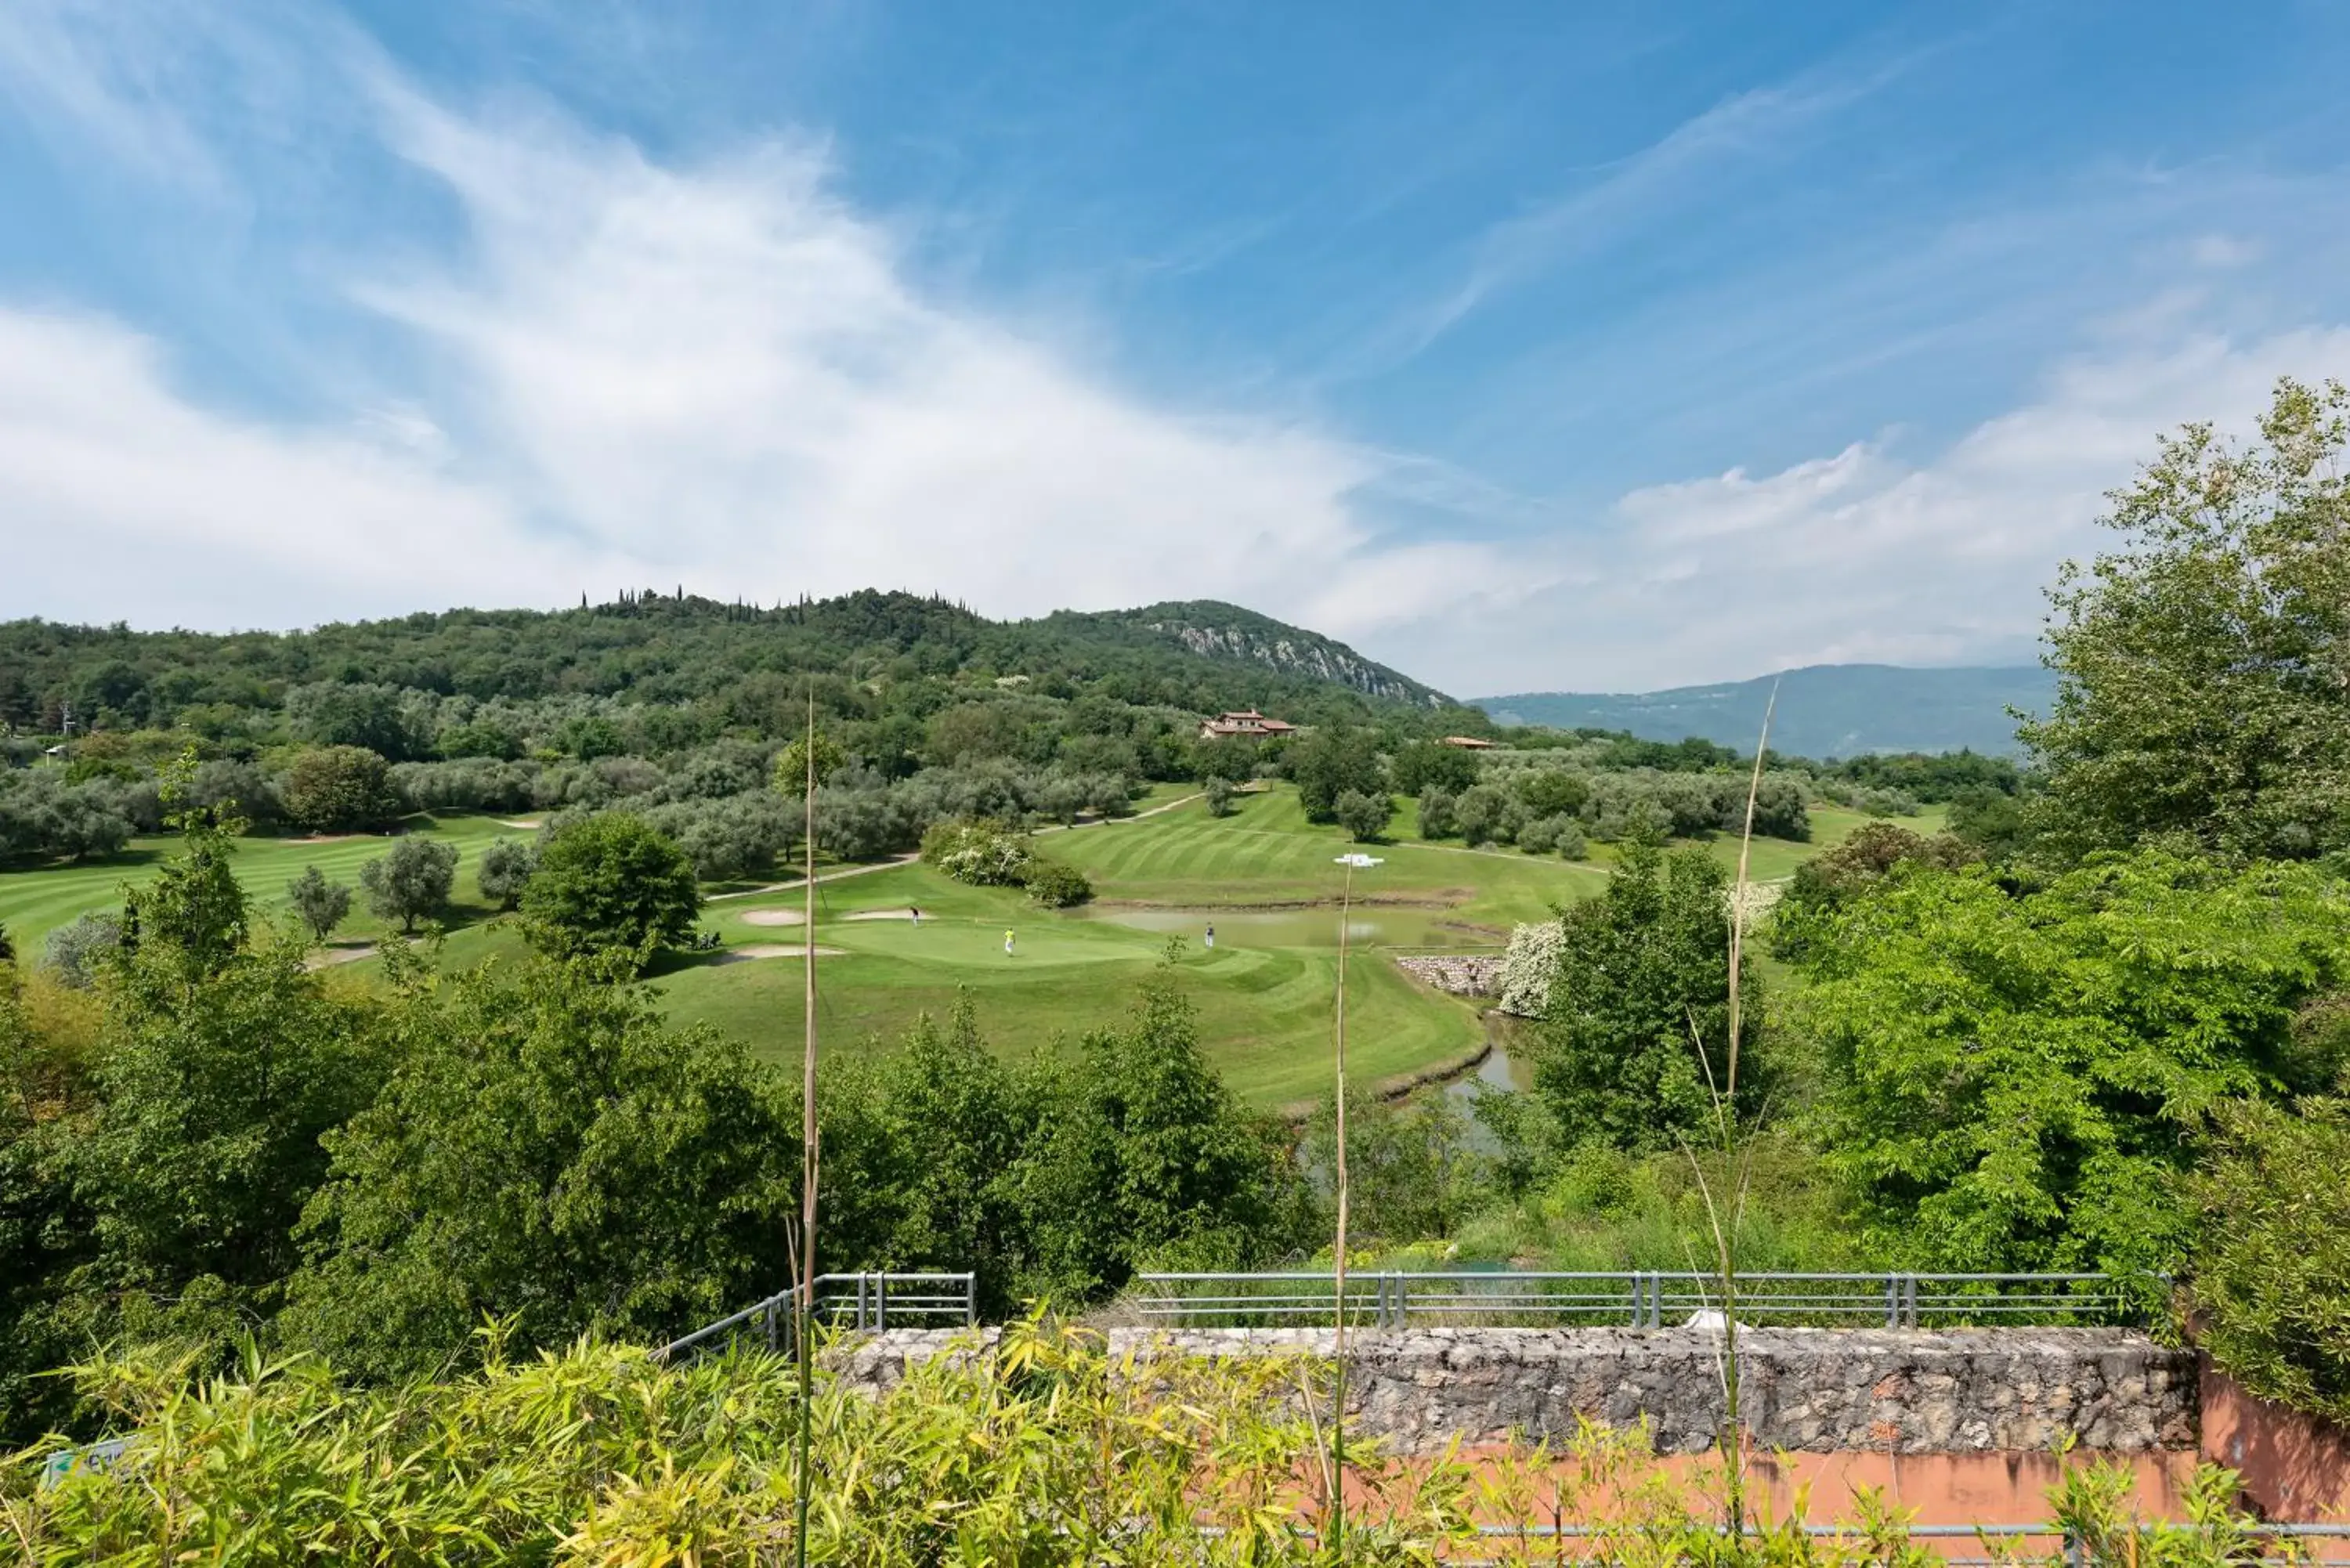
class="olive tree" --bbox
[359,836,458,934]
[286,867,353,945]
[1333,789,1393,844]
[475,838,538,909]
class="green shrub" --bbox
[42,912,121,989]
[8,1324,2281,1564]
[1021,858,1092,907]
[2189,1082,2350,1422]
[519,813,700,965]
[1516,813,1582,856]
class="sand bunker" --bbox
[497,818,544,830]
[739,909,806,926]
[843,909,922,922]
[713,942,845,963]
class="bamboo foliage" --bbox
[4,1321,2288,1566]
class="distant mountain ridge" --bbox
[1473,664,2057,758]
[1044,601,1451,708]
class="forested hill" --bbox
[1043,602,1449,707]
[1474,663,2059,757]
[0,589,1470,736]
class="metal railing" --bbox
[1437,1521,2350,1567]
[1130,1270,2164,1329]
[656,1272,976,1362]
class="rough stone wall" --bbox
[1391,954,1504,996]
[824,1327,2197,1457]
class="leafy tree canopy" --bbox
[519,812,700,966]
[282,746,401,833]
[283,957,790,1380]
[1525,842,1765,1152]
[1770,821,1978,963]
[1799,850,2350,1273]
[1333,788,1394,843]
[2189,1078,2350,1423]
[121,760,249,979]
[475,838,537,910]
[1285,725,1387,822]
[286,867,352,945]
[770,729,848,792]
[2023,377,2350,861]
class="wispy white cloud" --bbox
[1348,57,1912,377]
[0,20,1534,645]
[0,0,367,197]
[0,306,609,630]
[1384,327,2350,694]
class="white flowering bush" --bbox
[1495,918,1565,1017]
[920,819,1034,886]
[1724,878,1784,935]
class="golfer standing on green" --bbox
[1003,927,1015,956]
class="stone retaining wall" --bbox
[1391,954,1505,996]
[826,1326,2196,1456]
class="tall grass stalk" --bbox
[1329,849,1359,1560]
[795,695,819,1568]
[1679,677,1777,1541]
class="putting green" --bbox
[648,860,1491,1109]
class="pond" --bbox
[1433,1017,1540,1151]
[1079,905,1478,948]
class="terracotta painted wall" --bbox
[2199,1357,2350,1520]
[1444,1447,2200,1530]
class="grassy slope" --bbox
[659,781,1577,1108]
[0,785,1923,1111]
[0,813,529,953]
[1058,786,1610,930]
[641,863,1484,1108]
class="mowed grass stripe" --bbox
[0,814,526,951]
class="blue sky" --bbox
[4,2,2349,693]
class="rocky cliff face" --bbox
[1142,618,1448,707]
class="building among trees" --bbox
[1197,710,1298,740]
